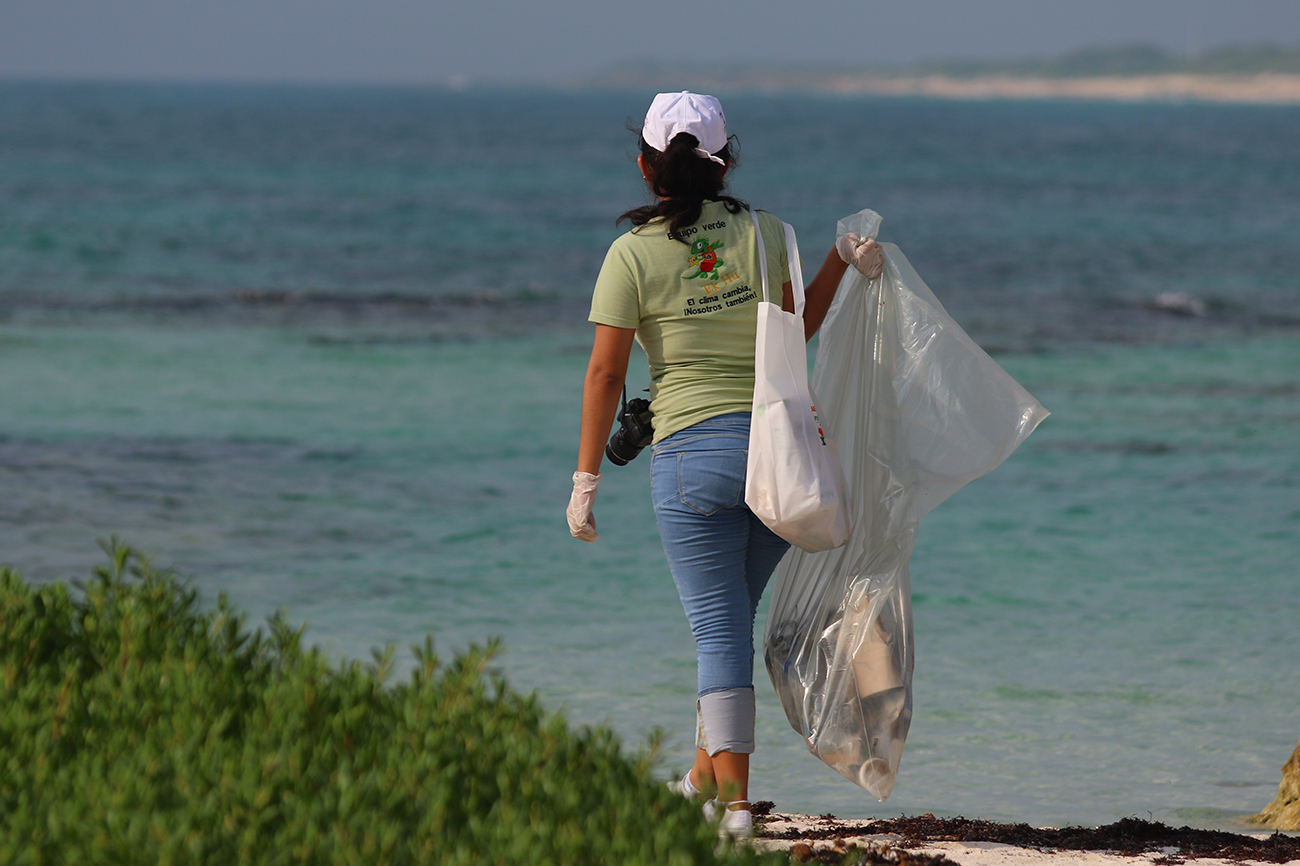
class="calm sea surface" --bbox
[1,82,1297,828]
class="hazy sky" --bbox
[4,0,1299,86]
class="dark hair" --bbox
[618,132,746,241]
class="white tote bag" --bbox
[744,210,850,552]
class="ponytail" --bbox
[618,132,746,241]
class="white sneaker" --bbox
[705,799,753,838]
[666,770,700,799]
[702,798,720,822]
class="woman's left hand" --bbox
[836,232,884,279]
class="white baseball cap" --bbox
[642,92,728,165]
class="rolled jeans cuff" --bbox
[695,687,756,756]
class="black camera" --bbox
[606,393,654,466]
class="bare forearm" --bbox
[803,246,850,340]
[577,324,636,475]
[578,370,624,474]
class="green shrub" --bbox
[0,541,780,865]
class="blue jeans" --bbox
[651,413,791,698]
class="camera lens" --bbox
[605,397,654,466]
[605,430,642,466]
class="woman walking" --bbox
[567,92,882,837]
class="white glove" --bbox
[567,471,601,542]
[836,232,884,279]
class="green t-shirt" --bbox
[589,201,791,444]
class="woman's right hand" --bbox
[567,471,601,541]
[836,232,884,279]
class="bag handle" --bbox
[750,209,805,318]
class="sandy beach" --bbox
[749,809,1300,865]
[816,73,1300,104]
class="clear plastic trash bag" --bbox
[763,209,1049,801]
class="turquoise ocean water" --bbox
[1,83,1297,829]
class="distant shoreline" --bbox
[574,43,1300,105]
[5,72,1299,106]
[814,72,1300,104]
[572,72,1300,105]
